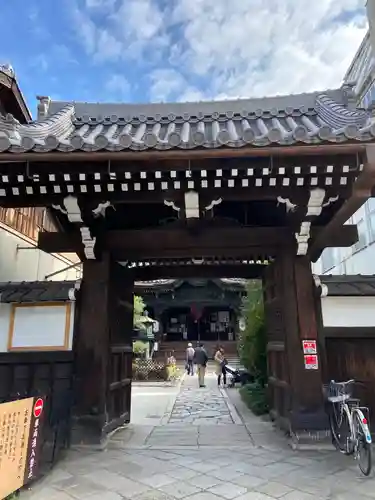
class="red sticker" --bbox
[33,398,44,418]
[302,340,317,354]
[304,354,319,370]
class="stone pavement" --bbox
[169,376,235,425]
[22,371,375,500]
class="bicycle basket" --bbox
[324,381,353,403]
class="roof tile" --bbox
[0,89,373,154]
[0,281,78,303]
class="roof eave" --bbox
[0,142,367,163]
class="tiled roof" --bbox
[134,278,247,291]
[318,275,375,297]
[0,281,79,303]
[0,89,373,153]
[134,279,176,288]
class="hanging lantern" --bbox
[190,304,203,322]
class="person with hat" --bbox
[185,342,195,375]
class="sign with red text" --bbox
[304,354,319,370]
[302,340,317,355]
[0,396,45,500]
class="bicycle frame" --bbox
[352,407,372,445]
[338,402,372,453]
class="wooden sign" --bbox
[304,354,319,370]
[302,340,317,355]
[0,397,45,500]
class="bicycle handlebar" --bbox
[330,379,355,386]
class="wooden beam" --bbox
[38,230,82,254]
[309,145,375,262]
[132,264,265,280]
[0,143,366,163]
[39,226,292,258]
[0,186,314,208]
[319,224,358,248]
[38,224,357,260]
[0,153,361,174]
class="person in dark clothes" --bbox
[214,346,227,387]
[194,343,208,387]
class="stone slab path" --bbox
[22,372,375,500]
[169,376,235,425]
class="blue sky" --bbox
[1,0,368,118]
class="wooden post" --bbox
[72,255,111,445]
[280,252,327,433]
[72,255,134,445]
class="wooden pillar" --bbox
[279,252,327,433]
[71,255,134,445]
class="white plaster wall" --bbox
[0,225,79,282]
[321,296,375,328]
[0,302,75,352]
[0,303,10,351]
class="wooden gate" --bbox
[106,261,133,430]
[73,257,133,443]
[0,351,74,469]
[263,261,291,427]
[326,337,375,432]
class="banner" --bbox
[0,397,45,500]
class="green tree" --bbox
[238,280,268,415]
[133,295,146,329]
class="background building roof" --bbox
[318,275,375,296]
[0,281,78,303]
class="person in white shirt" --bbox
[186,343,195,375]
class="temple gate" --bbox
[1,89,375,444]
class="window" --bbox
[0,207,57,242]
[321,249,335,273]
[353,218,368,252]
[360,79,375,109]
[365,198,375,244]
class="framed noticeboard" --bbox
[0,397,45,499]
[7,302,72,352]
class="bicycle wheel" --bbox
[353,412,372,476]
[329,403,351,454]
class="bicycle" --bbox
[324,379,372,476]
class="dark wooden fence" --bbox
[325,336,375,432]
[0,351,74,472]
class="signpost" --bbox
[0,397,45,500]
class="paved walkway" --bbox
[23,371,375,500]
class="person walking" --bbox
[214,346,227,387]
[186,342,195,375]
[194,343,208,388]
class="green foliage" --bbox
[134,295,146,330]
[240,382,269,415]
[237,280,268,416]
[166,364,180,381]
[238,280,267,386]
[132,340,148,355]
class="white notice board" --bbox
[8,303,72,351]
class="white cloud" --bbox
[71,0,368,102]
[72,0,169,62]
[105,74,131,100]
[149,69,204,102]
[170,0,367,98]
[85,0,117,9]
